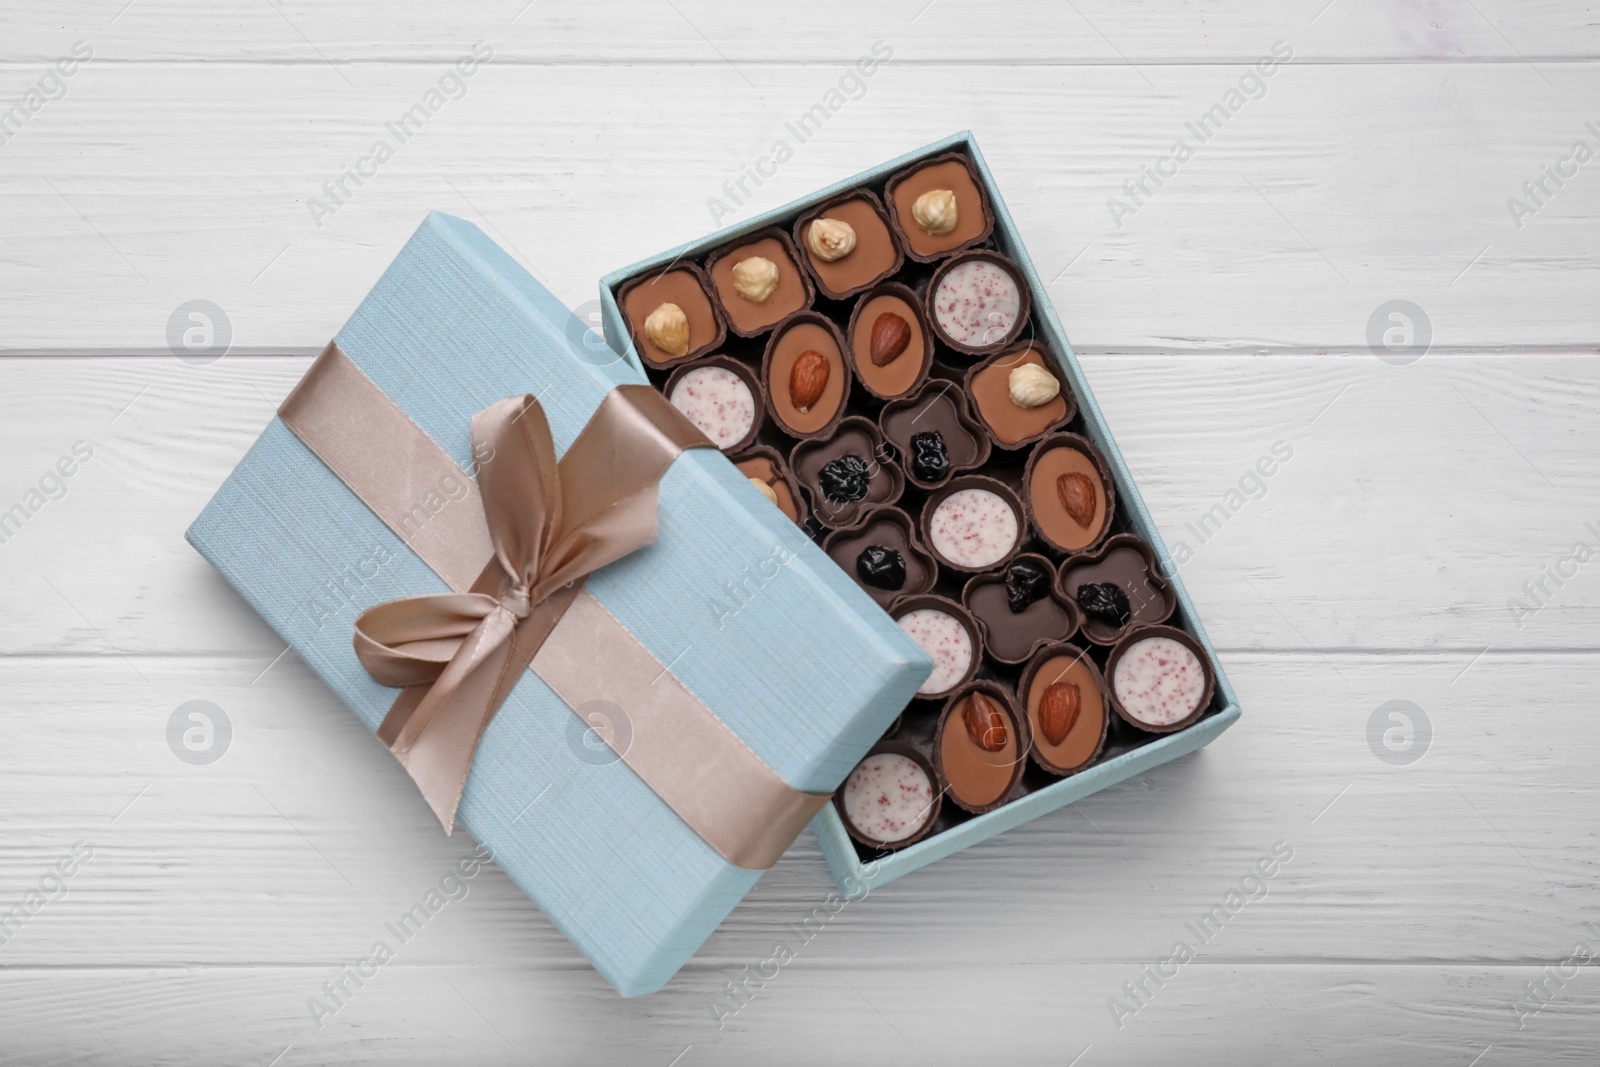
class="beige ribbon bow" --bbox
[350,390,701,832]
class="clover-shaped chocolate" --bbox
[1058,533,1176,645]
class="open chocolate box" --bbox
[600,132,1241,897]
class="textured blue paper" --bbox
[600,133,1243,898]
[187,212,931,996]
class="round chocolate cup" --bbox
[1104,624,1215,735]
[616,260,727,370]
[835,739,943,851]
[1024,432,1117,556]
[762,310,852,441]
[704,226,815,339]
[919,474,1026,574]
[1019,642,1109,776]
[884,151,996,264]
[964,341,1076,452]
[792,188,905,302]
[960,554,1082,665]
[792,416,903,530]
[845,281,934,401]
[1059,532,1178,646]
[934,680,1031,815]
[823,506,936,609]
[730,443,808,527]
[889,593,981,700]
[926,249,1031,358]
[662,355,764,454]
[878,378,991,492]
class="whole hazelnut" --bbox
[730,255,780,303]
[806,217,857,262]
[748,477,779,505]
[912,188,959,236]
[1008,363,1061,408]
[643,302,691,357]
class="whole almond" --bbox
[789,349,830,413]
[1038,680,1081,746]
[1056,472,1097,529]
[869,312,912,367]
[962,691,1009,753]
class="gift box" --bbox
[597,132,1243,899]
[186,211,931,996]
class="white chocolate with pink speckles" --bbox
[897,607,973,696]
[928,487,1018,568]
[841,752,935,843]
[932,260,1021,347]
[1113,636,1206,726]
[668,366,754,449]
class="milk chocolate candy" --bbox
[1020,642,1110,776]
[878,379,990,491]
[763,310,851,440]
[846,282,933,401]
[966,342,1074,450]
[1059,533,1178,645]
[793,189,904,301]
[617,262,726,369]
[934,681,1029,814]
[731,443,807,526]
[885,152,995,263]
[705,227,814,338]
[792,416,903,530]
[822,506,936,608]
[1024,433,1115,555]
[1105,624,1215,734]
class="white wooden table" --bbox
[2,3,1596,1063]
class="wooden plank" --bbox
[0,354,1593,655]
[3,0,1598,63]
[0,63,1597,351]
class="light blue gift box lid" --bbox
[186,212,932,996]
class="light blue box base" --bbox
[600,133,1243,898]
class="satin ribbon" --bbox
[278,344,831,867]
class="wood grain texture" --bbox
[2,0,1597,1060]
[0,61,1597,351]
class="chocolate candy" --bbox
[665,357,761,452]
[928,251,1029,356]
[962,554,1080,664]
[1059,533,1178,645]
[617,264,725,369]
[879,379,990,490]
[836,743,941,848]
[885,152,994,262]
[1106,625,1215,733]
[935,683,1028,814]
[922,476,1022,572]
[793,190,903,301]
[846,283,933,400]
[1021,644,1109,776]
[732,445,806,525]
[1025,433,1113,553]
[967,343,1073,449]
[705,228,813,337]
[823,507,936,608]
[792,417,903,529]
[893,595,978,698]
[856,545,907,590]
[765,311,851,439]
